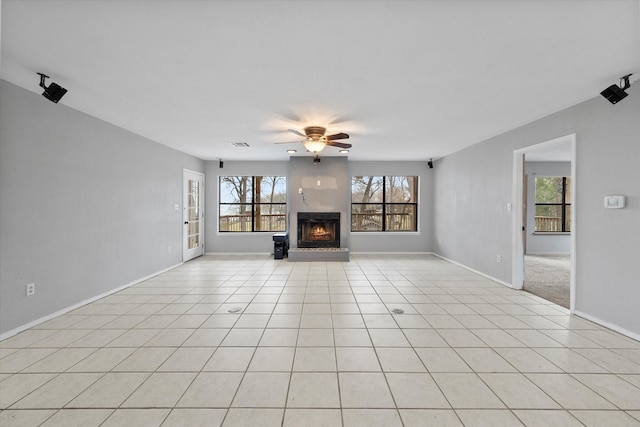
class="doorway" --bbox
[512,135,576,311]
[183,169,205,262]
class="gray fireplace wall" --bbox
[288,157,350,249]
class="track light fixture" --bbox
[219,160,224,169]
[428,159,434,169]
[37,73,67,103]
[600,74,633,104]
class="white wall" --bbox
[0,80,204,335]
[433,85,640,336]
[525,161,571,254]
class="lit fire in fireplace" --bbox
[311,226,333,240]
[297,212,340,248]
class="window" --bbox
[351,176,418,232]
[219,176,286,232]
[534,176,571,232]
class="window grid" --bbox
[534,176,571,233]
[351,176,418,232]
[219,176,286,232]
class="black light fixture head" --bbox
[428,159,434,169]
[313,155,321,165]
[600,74,632,104]
[219,159,224,169]
[37,73,67,103]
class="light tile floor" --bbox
[1,254,640,426]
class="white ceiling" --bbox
[1,0,639,161]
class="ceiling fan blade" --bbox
[326,132,349,141]
[287,129,306,137]
[327,141,352,149]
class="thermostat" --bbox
[604,195,625,209]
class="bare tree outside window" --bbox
[220,176,252,231]
[385,176,417,231]
[220,176,286,232]
[352,176,418,232]
[351,176,384,230]
[256,176,286,231]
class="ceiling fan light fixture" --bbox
[277,125,350,154]
[287,149,297,153]
[303,139,327,153]
[339,149,349,153]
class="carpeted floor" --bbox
[524,254,570,308]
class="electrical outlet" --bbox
[167,246,172,254]
[496,255,502,263]
[26,283,35,296]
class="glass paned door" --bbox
[183,170,204,261]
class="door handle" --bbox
[184,221,188,225]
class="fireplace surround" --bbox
[297,212,340,248]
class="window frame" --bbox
[218,175,287,233]
[351,176,419,232]
[534,176,571,233]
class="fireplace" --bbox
[297,212,340,248]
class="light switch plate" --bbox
[604,195,625,209]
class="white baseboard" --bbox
[204,251,435,257]
[526,252,571,256]
[432,253,514,288]
[0,262,183,342]
[204,252,271,256]
[350,252,434,255]
[573,310,640,342]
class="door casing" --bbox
[183,169,205,262]
[512,134,576,312]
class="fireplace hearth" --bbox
[297,212,340,248]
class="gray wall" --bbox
[0,80,204,335]
[204,158,434,254]
[525,161,571,254]
[204,160,289,253]
[433,85,640,335]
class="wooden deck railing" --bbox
[220,214,286,232]
[220,213,416,232]
[351,212,415,231]
[535,216,563,232]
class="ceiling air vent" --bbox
[229,142,250,148]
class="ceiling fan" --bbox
[276,126,351,155]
